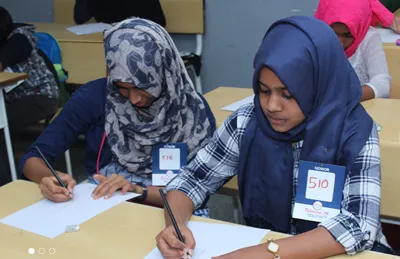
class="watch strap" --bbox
[134,182,148,201]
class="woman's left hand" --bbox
[212,245,269,259]
[92,174,136,199]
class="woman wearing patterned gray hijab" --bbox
[103,18,211,177]
[92,18,213,198]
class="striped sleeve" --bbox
[319,124,382,255]
[165,104,254,209]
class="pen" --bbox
[159,189,185,242]
[35,146,72,198]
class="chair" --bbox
[37,49,73,176]
[180,36,203,94]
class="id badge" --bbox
[152,143,187,186]
[292,161,346,222]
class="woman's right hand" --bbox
[39,172,76,202]
[156,224,196,259]
[389,15,400,34]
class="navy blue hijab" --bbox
[238,16,373,233]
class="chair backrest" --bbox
[53,0,204,34]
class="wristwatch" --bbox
[266,238,280,259]
[133,182,148,201]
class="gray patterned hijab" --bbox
[103,18,211,178]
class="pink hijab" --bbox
[315,0,394,58]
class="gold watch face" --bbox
[268,242,279,253]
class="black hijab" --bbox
[0,7,13,47]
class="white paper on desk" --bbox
[3,80,24,93]
[220,95,254,112]
[0,183,140,238]
[376,28,400,43]
[145,221,269,259]
[66,23,112,35]
[2,67,24,93]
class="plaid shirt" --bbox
[5,24,58,102]
[165,103,390,255]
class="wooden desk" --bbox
[0,72,28,87]
[33,23,105,85]
[362,99,400,146]
[205,88,400,219]
[53,0,204,34]
[362,99,400,218]
[204,87,253,128]
[383,44,400,99]
[0,180,396,259]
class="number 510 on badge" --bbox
[305,170,336,203]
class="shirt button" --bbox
[343,220,352,228]
[364,232,370,241]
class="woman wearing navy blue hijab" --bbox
[155,16,392,258]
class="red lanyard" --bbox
[96,132,107,174]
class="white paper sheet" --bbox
[145,221,269,259]
[3,80,24,93]
[220,95,254,112]
[0,183,140,238]
[376,28,400,43]
[2,67,24,93]
[66,23,112,35]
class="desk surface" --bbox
[33,23,103,43]
[382,44,400,99]
[203,87,253,128]
[53,0,204,34]
[0,180,396,259]
[362,98,400,146]
[0,72,28,87]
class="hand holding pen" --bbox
[36,147,76,202]
[157,189,195,259]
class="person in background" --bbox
[20,18,215,216]
[155,16,392,258]
[74,0,166,27]
[315,0,393,101]
[0,6,58,186]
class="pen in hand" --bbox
[35,146,73,198]
[159,189,185,242]
[159,189,193,258]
